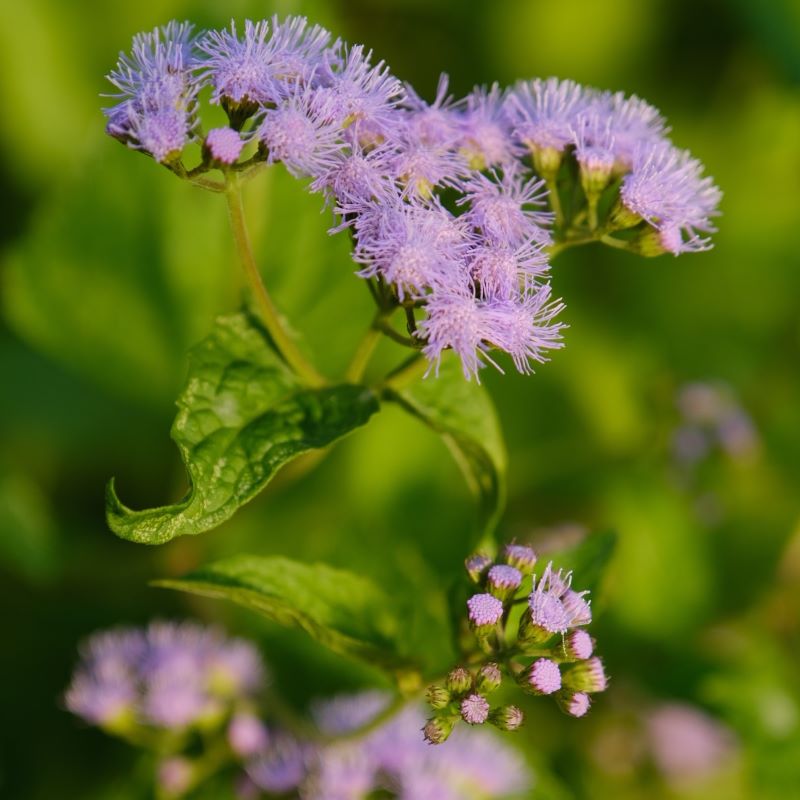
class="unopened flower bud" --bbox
[446,666,473,696]
[630,226,671,257]
[487,565,523,602]
[556,690,591,718]
[557,629,594,662]
[529,144,562,180]
[526,658,562,696]
[517,607,557,647]
[503,543,537,574]
[205,127,246,165]
[562,657,608,693]
[579,151,614,198]
[489,705,524,731]
[476,662,502,694]
[608,198,642,231]
[465,553,493,583]
[426,685,451,710]
[460,693,490,725]
[467,593,504,643]
[423,715,455,745]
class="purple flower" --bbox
[563,656,608,693]
[563,628,594,661]
[317,44,405,142]
[402,73,462,148]
[506,77,589,155]
[527,658,562,695]
[246,730,308,794]
[198,16,332,107]
[595,90,668,170]
[257,83,345,178]
[557,690,591,718]
[459,168,553,246]
[465,552,493,582]
[312,144,398,205]
[503,543,537,573]
[460,693,491,725]
[309,694,532,796]
[528,566,571,635]
[488,565,523,592]
[229,713,270,757]
[469,239,550,301]
[571,112,616,192]
[620,142,722,254]
[205,126,246,164]
[646,703,738,785]
[353,201,471,300]
[65,622,265,732]
[467,593,504,627]
[388,128,467,199]
[459,83,520,170]
[482,287,566,375]
[419,291,494,381]
[104,21,198,162]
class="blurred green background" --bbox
[1,0,799,798]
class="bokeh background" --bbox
[1,0,799,797]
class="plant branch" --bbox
[224,176,325,387]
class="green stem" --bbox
[379,352,428,392]
[587,195,599,231]
[600,234,633,251]
[545,177,564,229]
[224,176,325,387]
[344,318,383,383]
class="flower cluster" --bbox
[672,381,759,467]
[105,16,721,382]
[426,543,608,742]
[64,621,264,734]
[246,692,531,798]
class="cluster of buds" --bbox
[425,542,608,743]
[423,662,524,744]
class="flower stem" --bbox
[379,352,428,393]
[224,176,325,387]
[344,317,383,383]
[545,177,564,229]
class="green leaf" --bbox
[550,529,617,596]
[107,313,379,544]
[155,554,414,672]
[384,353,507,539]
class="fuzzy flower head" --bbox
[558,690,591,718]
[621,142,722,254]
[459,83,520,170]
[506,77,589,169]
[257,83,344,178]
[65,622,265,733]
[198,16,332,108]
[598,90,669,171]
[482,287,566,375]
[104,22,198,162]
[403,73,462,148]
[318,44,405,141]
[459,168,553,246]
[354,201,471,300]
[469,239,550,301]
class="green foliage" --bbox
[107,313,379,544]
[385,353,507,541]
[156,554,414,674]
